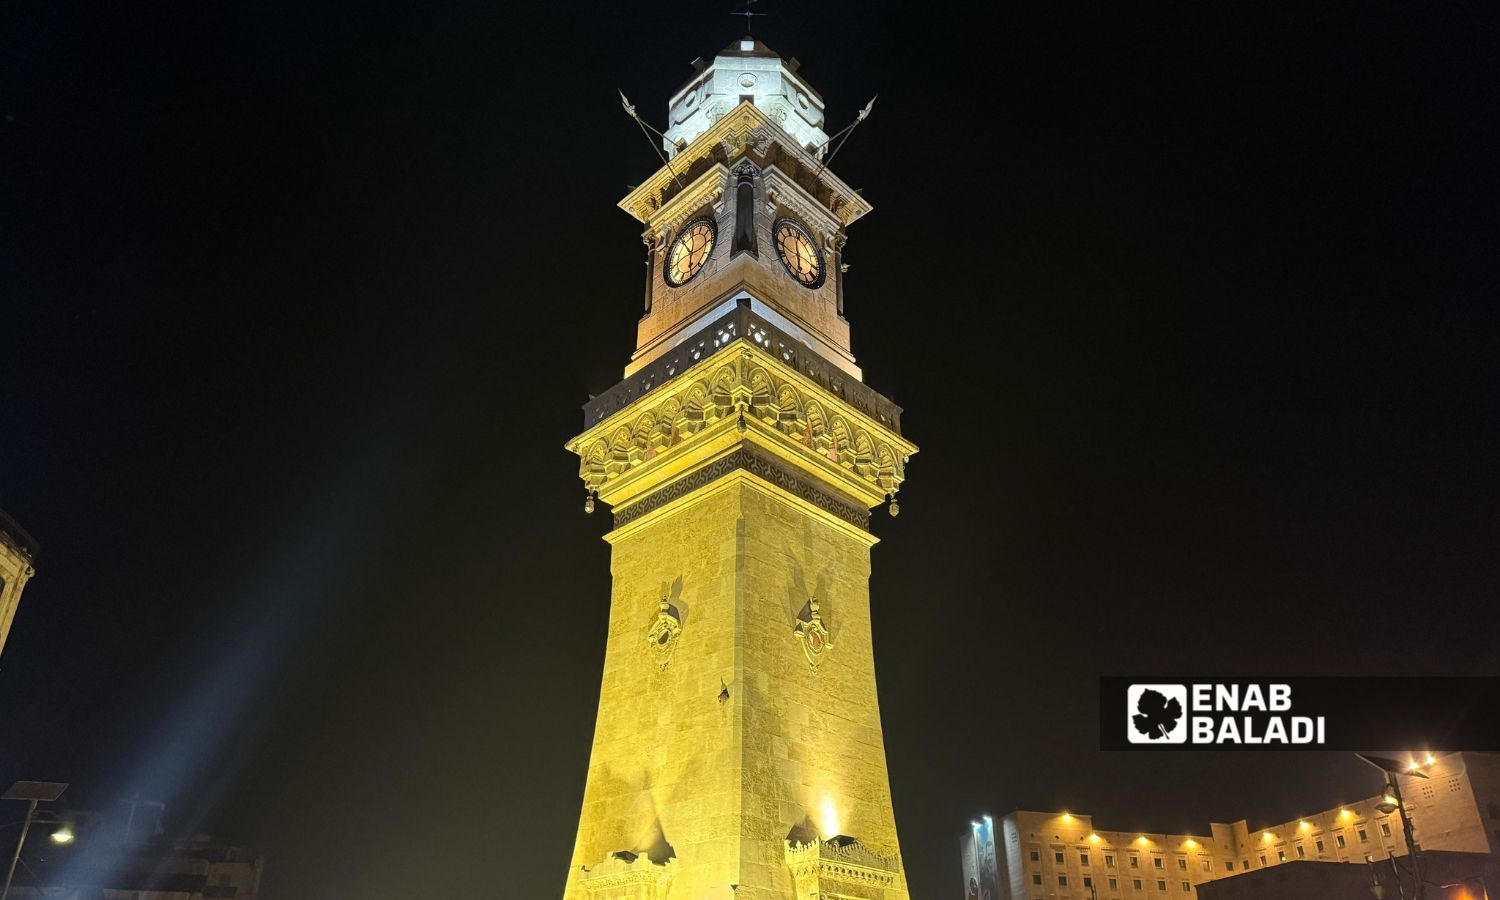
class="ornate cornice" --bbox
[582,300,903,433]
[785,837,901,894]
[568,314,916,520]
[613,448,870,531]
[619,103,872,228]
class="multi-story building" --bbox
[6,800,263,899]
[962,752,1500,900]
[0,506,39,658]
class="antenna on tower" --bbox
[813,95,876,181]
[732,0,766,34]
[619,89,685,190]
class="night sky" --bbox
[2,2,1497,897]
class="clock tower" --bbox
[564,37,915,900]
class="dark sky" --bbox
[2,2,1497,897]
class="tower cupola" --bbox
[663,37,829,156]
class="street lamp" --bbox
[0,781,68,900]
[1356,754,1427,900]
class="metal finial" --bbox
[732,0,766,34]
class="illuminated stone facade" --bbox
[564,37,914,900]
[0,507,38,659]
[962,753,1500,900]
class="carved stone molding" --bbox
[578,852,674,898]
[611,448,871,531]
[619,103,871,229]
[785,836,901,898]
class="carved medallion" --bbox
[646,598,682,670]
[794,598,833,668]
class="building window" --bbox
[1336,834,1347,848]
[1157,879,1167,891]
[1381,823,1392,837]
[1130,857,1140,869]
[1178,858,1187,870]
[1134,879,1143,890]
[1241,859,1249,870]
[1084,876,1093,888]
[1296,846,1305,858]
[1110,877,1119,890]
[1277,850,1286,862]
[1106,854,1115,867]
[1316,840,1325,853]
[1259,854,1267,866]
[1183,882,1191,891]
[1154,857,1164,869]
[1225,861,1234,871]
[1081,851,1090,866]
[1031,850,1040,862]
[1358,829,1369,843]
[1202,860,1211,871]
[1033,874,1042,885]
[1059,875,1069,887]
[1056,851,1066,864]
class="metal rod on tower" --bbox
[813,96,876,181]
[619,90,684,190]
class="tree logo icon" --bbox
[1127,684,1187,743]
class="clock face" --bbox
[773,219,824,288]
[665,218,715,286]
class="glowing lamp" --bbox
[49,826,74,845]
[1299,821,1310,831]
[1089,833,1101,843]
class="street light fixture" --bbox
[1,781,68,900]
[1356,754,1428,900]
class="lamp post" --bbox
[0,781,68,900]
[1357,754,1427,900]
